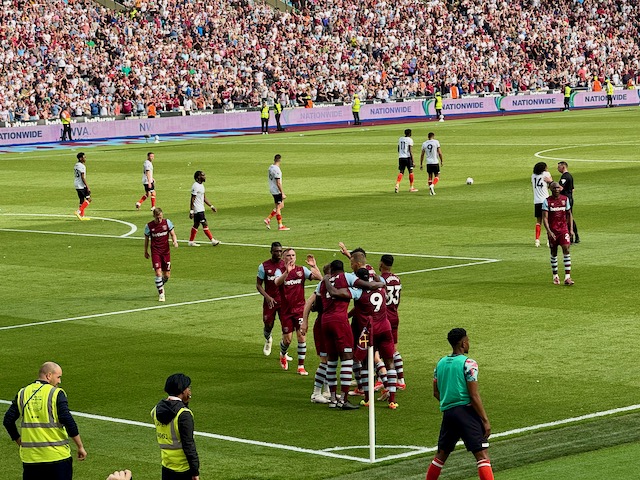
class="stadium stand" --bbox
[0,0,638,123]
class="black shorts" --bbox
[144,182,155,193]
[23,457,72,480]
[426,164,440,175]
[162,466,192,480]
[272,194,283,205]
[398,158,414,174]
[534,203,543,218]
[438,405,489,454]
[76,188,90,203]
[193,211,207,227]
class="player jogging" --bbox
[74,152,91,220]
[188,170,220,246]
[136,152,156,211]
[256,242,285,356]
[542,182,575,285]
[420,132,444,195]
[264,154,290,231]
[395,129,418,193]
[144,207,178,302]
[531,162,553,247]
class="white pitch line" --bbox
[0,258,493,331]
[534,145,640,164]
[0,213,137,237]
[0,225,501,263]
[221,241,500,263]
[2,399,638,464]
[0,399,367,463]
[0,216,500,331]
[0,292,261,331]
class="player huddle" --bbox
[257,242,406,410]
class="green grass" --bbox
[1,107,640,479]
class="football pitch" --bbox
[1,107,639,479]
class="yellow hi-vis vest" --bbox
[152,406,191,473]
[17,382,71,464]
[435,94,443,109]
[564,86,571,97]
[261,105,269,119]
[352,97,361,112]
[274,102,282,114]
[606,82,614,95]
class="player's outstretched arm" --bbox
[306,255,322,280]
[354,278,384,290]
[338,242,351,259]
[144,236,150,259]
[170,229,179,248]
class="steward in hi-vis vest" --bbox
[351,94,361,125]
[3,362,87,480]
[152,373,199,480]
[260,101,270,134]
[274,99,285,131]
[563,84,571,111]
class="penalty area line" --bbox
[0,261,497,332]
[1,400,639,464]
[0,292,261,331]
[0,399,368,463]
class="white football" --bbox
[466,177,474,185]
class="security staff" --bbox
[563,84,571,111]
[605,79,614,107]
[435,91,444,121]
[3,362,87,480]
[351,94,361,125]
[274,99,285,131]
[260,100,270,135]
[152,373,199,480]
[60,107,72,141]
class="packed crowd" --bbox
[1,0,638,122]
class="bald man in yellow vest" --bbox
[3,362,87,480]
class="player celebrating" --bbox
[274,249,322,374]
[379,254,406,390]
[420,132,444,195]
[256,242,285,356]
[264,154,289,231]
[136,152,156,211]
[542,182,575,285]
[188,171,220,247]
[321,260,384,409]
[531,162,553,247]
[351,267,399,409]
[144,208,179,302]
[74,152,91,220]
[395,129,418,193]
[302,264,333,404]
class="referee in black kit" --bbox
[557,161,580,243]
